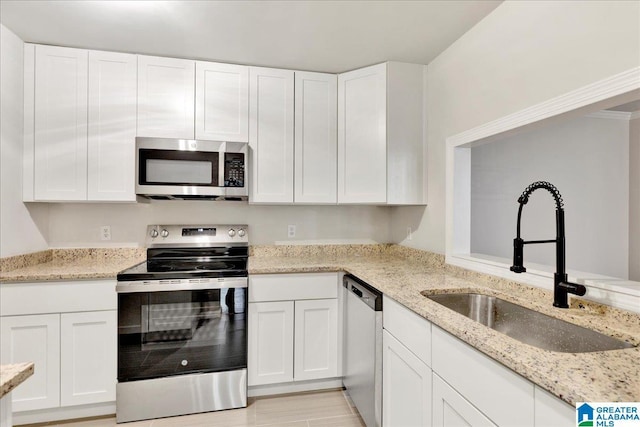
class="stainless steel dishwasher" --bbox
[343,274,383,427]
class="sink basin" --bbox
[426,293,634,353]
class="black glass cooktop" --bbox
[117,246,248,281]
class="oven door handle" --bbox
[116,277,248,293]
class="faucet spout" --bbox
[510,181,587,308]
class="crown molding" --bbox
[448,66,640,147]
[587,110,633,120]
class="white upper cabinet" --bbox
[294,72,337,204]
[249,67,294,204]
[195,61,249,142]
[87,50,137,201]
[137,55,195,139]
[338,62,426,205]
[337,63,386,204]
[34,45,88,201]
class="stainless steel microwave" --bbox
[135,137,248,200]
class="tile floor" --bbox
[19,390,366,427]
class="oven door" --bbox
[117,282,247,383]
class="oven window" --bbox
[118,288,246,382]
[139,149,219,186]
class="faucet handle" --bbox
[510,238,527,273]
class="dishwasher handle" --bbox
[344,275,382,311]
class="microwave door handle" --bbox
[218,150,225,189]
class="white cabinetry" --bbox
[196,61,249,142]
[33,45,88,201]
[87,50,137,201]
[432,325,534,427]
[137,55,195,139]
[293,299,338,381]
[24,44,137,202]
[432,374,496,427]
[248,301,294,385]
[248,274,340,390]
[60,311,117,406]
[382,296,432,427]
[248,67,294,203]
[0,314,60,412]
[294,71,337,204]
[0,280,117,424]
[337,62,426,205]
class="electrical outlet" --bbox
[101,226,111,241]
[407,227,412,241]
[288,225,296,238]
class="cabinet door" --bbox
[60,311,117,406]
[0,314,60,411]
[196,61,249,142]
[249,67,294,204]
[87,50,137,201]
[337,63,387,204]
[248,301,294,385]
[34,45,88,201]
[294,72,337,204]
[383,330,431,427]
[432,374,496,427]
[293,299,338,381]
[137,55,195,139]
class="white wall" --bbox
[470,115,629,279]
[391,1,640,254]
[46,203,391,247]
[630,117,640,281]
[0,24,48,257]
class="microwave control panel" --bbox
[224,153,245,187]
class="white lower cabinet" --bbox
[248,273,340,389]
[0,280,117,423]
[432,326,534,427]
[0,314,61,412]
[432,374,496,427]
[60,311,117,406]
[248,301,295,385]
[294,299,338,381]
[0,311,116,412]
[383,330,431,427]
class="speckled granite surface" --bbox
[0,248,145,282]
[2,244,639,405]
[0,363,34,398]
[249,246,640,406]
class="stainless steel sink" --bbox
[426,293,634,353]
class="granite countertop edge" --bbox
[0,363,34,398]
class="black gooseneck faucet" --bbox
[510,181,586,308]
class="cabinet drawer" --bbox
[249,273,338,302]
[383,296,431,366]
[432,326,534,427]
[0,280,117,315]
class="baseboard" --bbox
[12,401,115,425]
[248,378,343,398]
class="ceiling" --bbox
[0,0,501,73]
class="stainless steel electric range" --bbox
[115,224,248,423]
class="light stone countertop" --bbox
[0,363,34,398]
[1,244,639,405]
[0,248,145,282]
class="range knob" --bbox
[149,229,159,238]
[228,228,236,237]
[238,228,246,238]
[160,229,169,238]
